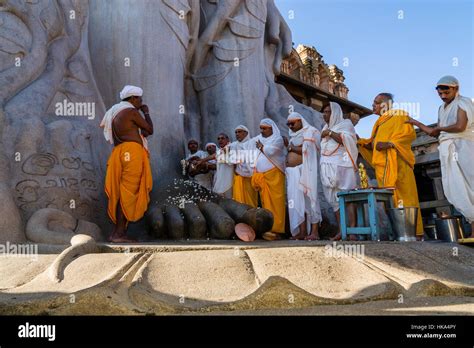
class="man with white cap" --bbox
[407,76,474,232]
[100,85,154,243]
[286,112,322,240]
[320,102,359,241]
[252,118,287,240]
[229,125,258,207]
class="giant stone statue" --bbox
[0,0,330,244]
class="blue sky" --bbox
[275,0,473,137]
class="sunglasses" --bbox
[286,122,296,127]
[436,85,452,91]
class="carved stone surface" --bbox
[0,1,108,243]
[2,0,333,244]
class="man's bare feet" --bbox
[330,233,342,241]
[109,232,137,243]
[305,233,320,241]
[262,232,283,241]
[290,231,307,240]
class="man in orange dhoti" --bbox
[358,93,423,238]
[252,119,287,240]
[100,85,153,243]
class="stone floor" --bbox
[0,241,473,315]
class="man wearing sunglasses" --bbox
[407,76,474,233]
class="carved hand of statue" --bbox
[266,0,293,75]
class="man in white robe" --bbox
[407,76,474,233]
[229,126,259,207]
[320,102,359,240]
[251,119,287,240]
[185,140,213,191]
[212,133,235,198]
[285,112,322,240]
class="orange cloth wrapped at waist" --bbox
[251,167,286,233]
[105,142,153,223]
[233,174,258,208]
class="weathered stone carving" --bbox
[0,1,108,243]
[26,208,102,245]
[2,0,331,244]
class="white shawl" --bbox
[288,112,321,215]
[230,125,255,177]
[439,95,474,142]
[214,145,235,194]
[255,118,286,173]
[320,102,358,169]
[100,101,149,150]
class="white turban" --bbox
[120,85,143,100]
[235,125,251,142]
[205,143,217,149]
[235,125,250,133]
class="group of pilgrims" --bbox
[101,75,474,243]
[184,102,358,241]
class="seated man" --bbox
[100,85,153,243]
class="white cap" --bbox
[436,76,459,87]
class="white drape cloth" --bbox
[100,101,149,151]
[186,150,213,191]
[213,146,235,195]
[438,95,474,222]
[254,119,286,173]
[320,102,358,168]
[286,112,322,235]
[229,125,255,177]
[320,102,358,212]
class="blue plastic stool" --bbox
[337,189,394,241]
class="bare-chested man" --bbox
[101,85,154,243]
[285,112,322,240]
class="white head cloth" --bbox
[120,85,143,100]
[321,102,358,169]
[227,125,254,177]
[287,112,321,215]
[255,118,286,172]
